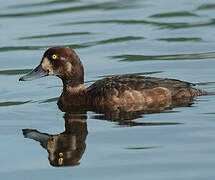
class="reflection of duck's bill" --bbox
[19,64,48,81]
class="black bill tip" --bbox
[19,77,24,81]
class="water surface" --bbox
[1,0,215,179]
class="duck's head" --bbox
[19,47,84,87]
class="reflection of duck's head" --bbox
[19,46,206,110]
[22,111,88,167]
[47,120,88,167]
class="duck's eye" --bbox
[52,54,57,60]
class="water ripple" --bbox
[59,19,215,30]
[196,82,215,86]
[39,97,59,104]
[0,36,142,52]
[59,19,150,26]
[125,146,159,150]
[197,3,215,10]
[0,46,44,52]
[150,11,199,18]
[111,52,215,62]
[157,37,203,42]
[0,2,138,18]
[8,0,80,9]
[0,101,31,107]
[89,36,143,45]
[0,44,85,52]
[0,69,32,75]
[18,32,92,40]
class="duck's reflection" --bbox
[23,111,87,167]
[89,97,194,125]
[22,97,194,167]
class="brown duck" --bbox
[19,47,207,110]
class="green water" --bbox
[1,0,215,179]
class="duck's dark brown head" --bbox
[19,47,84,87]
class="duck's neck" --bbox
[62,77,84,90]
[62,77,86,94]
[59,79,87,108]
[64,83,85,94]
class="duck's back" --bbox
[86,75,206,106]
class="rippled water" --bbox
[1,0,215,179]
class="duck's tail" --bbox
[203,91,215,96]
[191,88,214,96]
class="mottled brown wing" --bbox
[86,75,194,99]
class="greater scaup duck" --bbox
[19,47,207,109]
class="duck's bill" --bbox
[19,64,48,81]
